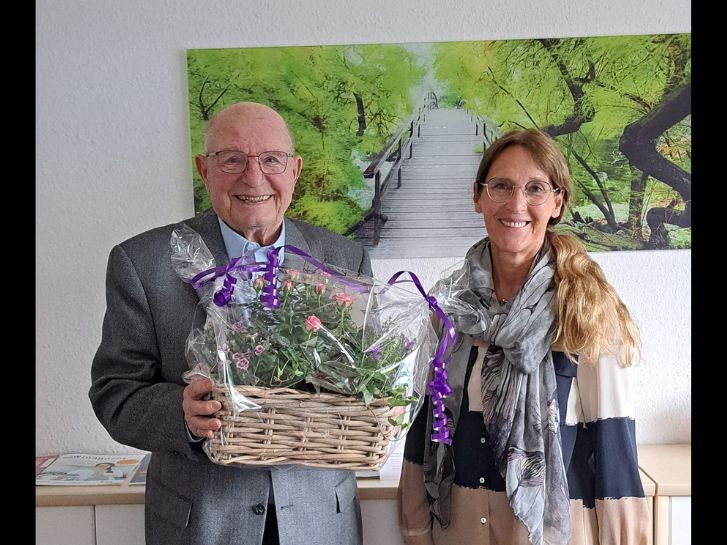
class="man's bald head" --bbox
[205,102,295,152]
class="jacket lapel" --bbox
[182,211,228,309]
[283,218,312,269]
[186,210,229,267]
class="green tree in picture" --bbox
[186,33,690,252]
[187,44,424,234]
[432,34,690,249]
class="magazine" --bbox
[128,453,150,485]
[36,455,58,476]
[36,453,146,486]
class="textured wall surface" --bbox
[37,0,691,454]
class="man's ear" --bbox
[195,155,209,189]
[292,155,303,184]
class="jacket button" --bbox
[253,503,266,515]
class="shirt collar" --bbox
[217,217,286,265]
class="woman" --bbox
[398,129,649,545]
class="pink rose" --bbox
[254,277,267,290]
[305,315,322,332]
[333,292,354,307]
[318,271,331,283]
[315,283,326,294]
[281,280,293,292]
[288,269,300,280]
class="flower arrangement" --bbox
[172,225,445,469]
[195,265,427,416]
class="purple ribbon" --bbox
[189,245,368,308]
[385,271,455,445]
[190,255,257,307]
[258,248,280,309]
[258,246,371,309]
[283,245,371,292]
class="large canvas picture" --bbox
[187,34,691,258]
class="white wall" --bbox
[36,0,691,455]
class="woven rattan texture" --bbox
[207,386,398,470]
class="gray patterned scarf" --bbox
[424,237,570,545]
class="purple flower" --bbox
[233,352,250,370]
[254,344,265,356]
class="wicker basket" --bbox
[207,385,399,470]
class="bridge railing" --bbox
[346,93,436,246]
[467,111,496,150]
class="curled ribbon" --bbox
[385,272,455,445]
[190,255,251,307]
[258,248,280,309]
[190,245,369,308]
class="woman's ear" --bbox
[550,190,564,220]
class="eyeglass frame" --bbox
[204,149,294,175]
[478,178,561,206]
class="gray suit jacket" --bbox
[89,210,372,545]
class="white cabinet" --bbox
[638,444,691,545]
[36,506,95,545]
[361,499,405,545]
[36,455,683,545]
[669,496,691,545]
[36,484,405,545]
[95,504,146,545]
[653,495,691,545]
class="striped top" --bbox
[398,345,650,545]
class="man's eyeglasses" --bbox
[480,178,560,206]
[205,150,292,175]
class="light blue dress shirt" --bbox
[217,217,286,266]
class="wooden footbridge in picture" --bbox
[350,105,495,259]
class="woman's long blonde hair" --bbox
[476,129,641,365]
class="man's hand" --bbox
[182,378,222,440]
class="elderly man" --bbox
[90,102,371,545]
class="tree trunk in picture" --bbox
[619,81,691,248]
[355,93,366,136]
[625,169,648,239]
